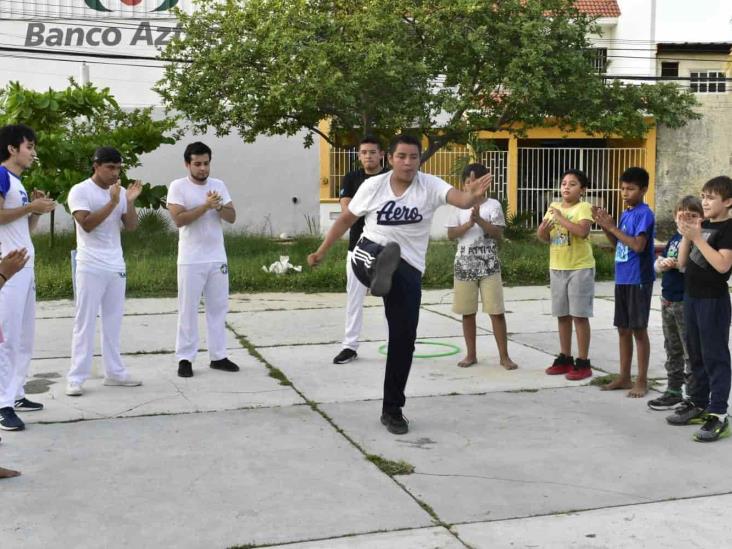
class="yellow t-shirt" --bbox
[544,201,595,270]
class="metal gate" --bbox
[517,147,646,227]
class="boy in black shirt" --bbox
[332,137,388,364]
[667,176,732,442]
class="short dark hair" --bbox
[92,146,122,165]
[561,169,590,189]
[675,195,703,216]
[461,163,489,182]
[358,136,382,150]
[701,176,732,202]
[0,124,36,162]
[620,167,649,189]
[388,134,422,156]
[184,142,212,163]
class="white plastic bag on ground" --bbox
[262,255,302,275]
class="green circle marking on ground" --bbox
[378,340,461,358]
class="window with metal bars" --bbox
[690,71,727,93]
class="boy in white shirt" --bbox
[0,124,56,431]
[308,134,490,434]
[167,142,238,378]
[65,147,143,396]
[447,163,518,370]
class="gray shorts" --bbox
[550,268,595,318]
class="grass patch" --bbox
[32,230,616,300]
[590,373,619,386]
[366,454,415,476]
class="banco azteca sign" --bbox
[24,0,181,48]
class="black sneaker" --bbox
[0,407,25,431]
[648,391,683,411]
[666,400,706,425]
[14,398,44,412]
[694,415,731,443]
[333,348,358,364]
[210,358,240,372]
[370,242,401,297]
[177,360,193,378]
[381,411,409,435]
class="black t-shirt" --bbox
[685,218,732,298]
[339,167,389,251]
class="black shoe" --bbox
[333,348,358,364]
[381,411,409,435]
[210,358,240,372]
[0,407,25,431]
[177,360,193,378]
[14,398,44,412]
[666,400,706,425]
[648,391,683,411]
[694,415,731,443]
[370,242,401,297]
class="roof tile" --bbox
[574,0,621,17]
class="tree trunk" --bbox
[50,209,55,247]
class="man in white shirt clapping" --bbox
[66,147,143,397]
[167,142,238,378]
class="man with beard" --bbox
[167,142,238,378]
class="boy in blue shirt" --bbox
[648,195,703,410]
[594,167,655,398]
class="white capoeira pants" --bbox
[342,250,368,351]
[68,268,129,384]
[176,262,229,362]
[0,267,35,408]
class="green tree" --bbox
[0,80,177,225]
[158,0,699,162]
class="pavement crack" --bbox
[168,379,195,407]
[413,471,652,501]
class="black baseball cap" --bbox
[92,147,122,164]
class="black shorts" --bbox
[614,283,653,330]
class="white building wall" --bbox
[593,0,732,79]
[0,1,321,236]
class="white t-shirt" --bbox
[166,176,232,265]
[68,178,128,273]
[446,198,505,280]
[348,171,452,273]
[0,166,34,269]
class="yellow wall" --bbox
[320,123,657,214]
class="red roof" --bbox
[574,0,621,17]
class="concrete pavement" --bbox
[2,281,731,548]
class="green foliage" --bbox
[366,454,415,476]
[159,0,699,161]
[0,80,177,209]
[32,232,615,300]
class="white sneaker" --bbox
[103,377,142,387]
[66,382,83,397]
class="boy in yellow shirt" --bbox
[537,169,595,380]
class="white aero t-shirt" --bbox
[67,178,127,273]
[446,198,505,280]
[348,171,452,274]
[0,166,34,269]
[167,176,231,265]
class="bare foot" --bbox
[0,467,20,479]
[500,358,518,370]
[601,378,633,391]
[627,381,648,398]
[457,357,477,368]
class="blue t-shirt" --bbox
[661,233,684,301]
[615,202,655,285]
